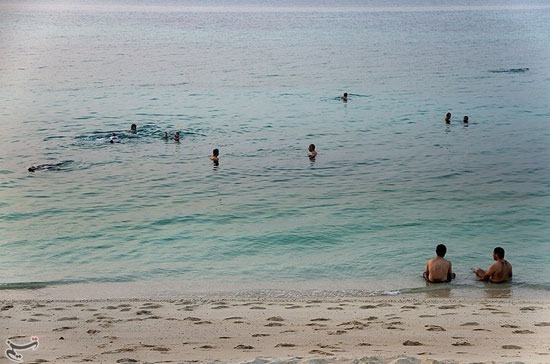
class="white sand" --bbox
[1,296,549,363]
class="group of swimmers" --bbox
[445,112,469,124]
[424,244,512,284]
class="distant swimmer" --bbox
[109,133,121,144]
[423,244,455,283]
[308,144,317,159]
[28,161,72,172]
[210,148,219,166]
[475,247,512,283]
[163,131,169,140]
[445,112,451,124]
[174,131,180,142]
[341,92,348,102]
[130,124,137,132]
[463,115,469,123]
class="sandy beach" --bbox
[2,295,549,364]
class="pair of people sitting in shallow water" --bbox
[424,244,512,283]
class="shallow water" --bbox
[0,0,549,298]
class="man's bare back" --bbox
[475,247,512,283]
[476,259,512,283]
[425,256,453,283]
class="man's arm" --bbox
[447,262,453,281]
[508,262,513,278]
[480,264,495,281]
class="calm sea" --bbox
[1,0,549,299]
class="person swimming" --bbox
[308,144,317,159]
[174,131,180,142]
[341,92,348,102]
[423,244,455,283]
[109,133,121,144]
[210,148,219,166]
[475,247,512,283]
[163,131,169,140]
[445,112,451,124]
[463,115,469,123]
[28,161,72,172]
[130,124,137,132]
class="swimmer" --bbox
[210,148,219,165]
[445,112,451,124]
[423,244,455,283]
[130,124,137,132]
[341,92,348,102]
[463,115,469,123]
[308,144,317,159]
[28,161,71,172]
[109,133,120,144]
[475,247,512,283]
[163,131,169,140]
[174,131,180,142]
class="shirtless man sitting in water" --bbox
[475,247,512,283]
[424,244,455,283]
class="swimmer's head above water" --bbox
[308,144,317,158]
[28,166,37,172]
[130,124,137,132]
[174,131,180,142]
[342,92,348,102]
[445,113,451,123]
[463,115,469,123]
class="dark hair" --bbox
[309,144,315,151]
[131,124,137,129]
[343,92,348,97]
[494,247,505,259]
[463,116,469,122]
[213,148,219,156]
[436,244,447,257]
[446,112,451,117]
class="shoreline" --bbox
[2,296,549,363]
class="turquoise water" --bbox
[1,0,549,298]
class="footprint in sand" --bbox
[460,322,479,326]
[419,315,436,318]
[275,343,295,347]
[311,318,331,322]
[401,305,417,309]
[249,306,266,310]
[364,316,378,321]
[360,305,377,309]
[357,343,372,346]
[224,316,244,320]
[199,345,214,349]
[438,304,462,310]
[116,359,138,363]
[327,307,344,310]
[535,322,550,327]
[285,305,302,309]
[520,306,539,311]
[212,305,229,309]
[184,316,202,322]
[136,310,152,316]
[252,333,270,337]
[513,329,534,334]
[234,344,254,350]
[403,340,423,346]
[502,344,522,349]
[501,324,519,328]
[328,330,347,335]
[425,325,446,331]
[309,349,334,356]
[267,316,285,322]
[265,322,284,327]
[53,326,75,332]
[452,341,472,346]
[219,336,231,339]
[194,320,212,325]
[57,316,79,321]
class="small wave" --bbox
[488,68,529,73]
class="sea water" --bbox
[0,0,549,298]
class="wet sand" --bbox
[1,296,549,363]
